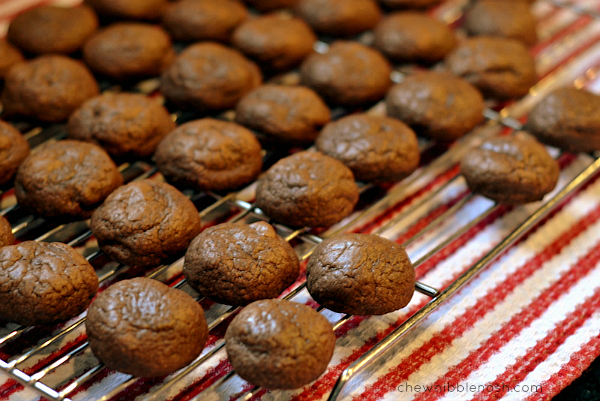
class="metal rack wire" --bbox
[1,1,600,400]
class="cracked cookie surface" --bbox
[225,299,335,389]
[0,241,98,325]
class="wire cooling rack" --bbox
[2,0,600,400]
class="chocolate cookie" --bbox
[0,120,29,185]
[7,5,98,55]
[0,217,14,248]
[445,36,537,99]
[374,12,456,63]
[15,140,123,220]
[86,277,208,377]
[378,0,443,8]
[244,0,298,11]
[464,0,538,46]
[162,0,248,42]
[232,14,316,72]
[256,151,359,227]
[84,0,167,20]
[300,41,392,106]
[155,118,263,191]
[386,72,485,141]
[67,93,175,158]
[90,180,201,268]
[460,135,560,204]
[225,299,335,389]
[160,43,262,112]
[0,241,98,326]
[527,87,600,153]
[1,56,99,122]
[316,114,419,182]
[183,222,299,306]
[307,233,415,315]
[83,23,175,81]
[235,85,331,143]
[294,0,381,37]
[0,39,24,80]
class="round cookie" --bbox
[235,85,331,143]
[86,277,208,377]
[225,299,336,389]
[1,56,99,122]
[7,5,98,55]
[91,180,201,268]
[527,87,600,153]
[160,42,262,112]
[155,118,263,191]
[232,14,316,72]
[67,93,176,158]
[83,0,168,20]
[374,12,456,63]
[378,0,443,9]
[15,140,123,220]
[460,135,560,204]
[0,241,98,326]
[183,222,299,306]
[0,217,14,248]
[0,120,30,185]
[244,0,298,11]
[294,0,381,37]
[464,0,538,46]
[386,72,485,141]
[162,0,248,42]
[316,114,419,182]
[0,39,24,80]
[300,41,391,106]
[256,151,359,227]
[445,36,537,100]
[83,23,175,81]
[307,233,415,315]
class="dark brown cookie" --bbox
[294,0,381,37]
[232,14,316,72]
[256,151,359,227]
[445,36,537,99]
[86,277,208,377]
[91,180,201,268]
[183,222,299,306]
[15,140,123,220]
[83,23,175,81]
[0,241,98,326]
[0,120,29,185]
[7,5,98,55]
[162,0,248,42]
[316,114,419,182]
[379,0,443,8]
[307,233,415,315]
[160,42,262,112]
[235,85,331,143]
[460,135,560,204]
[464,0,538,46]
[244,0,298,11]
[225,299,335,389]
[155,118,263,191]
[386,72,485,141]
[300,41,391,106]
[527,87,600,153]
[0,217,14,248]
[67,93,175,158]
[1,56,99,122]
[84,0,168,20]
[374,12,456,63]
[0,39,24,80]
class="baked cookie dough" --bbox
[0,217,14,248]
[0,39,24,80]
[0,120,30,185]
[294,0,381,37]
[84,0,168,20]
